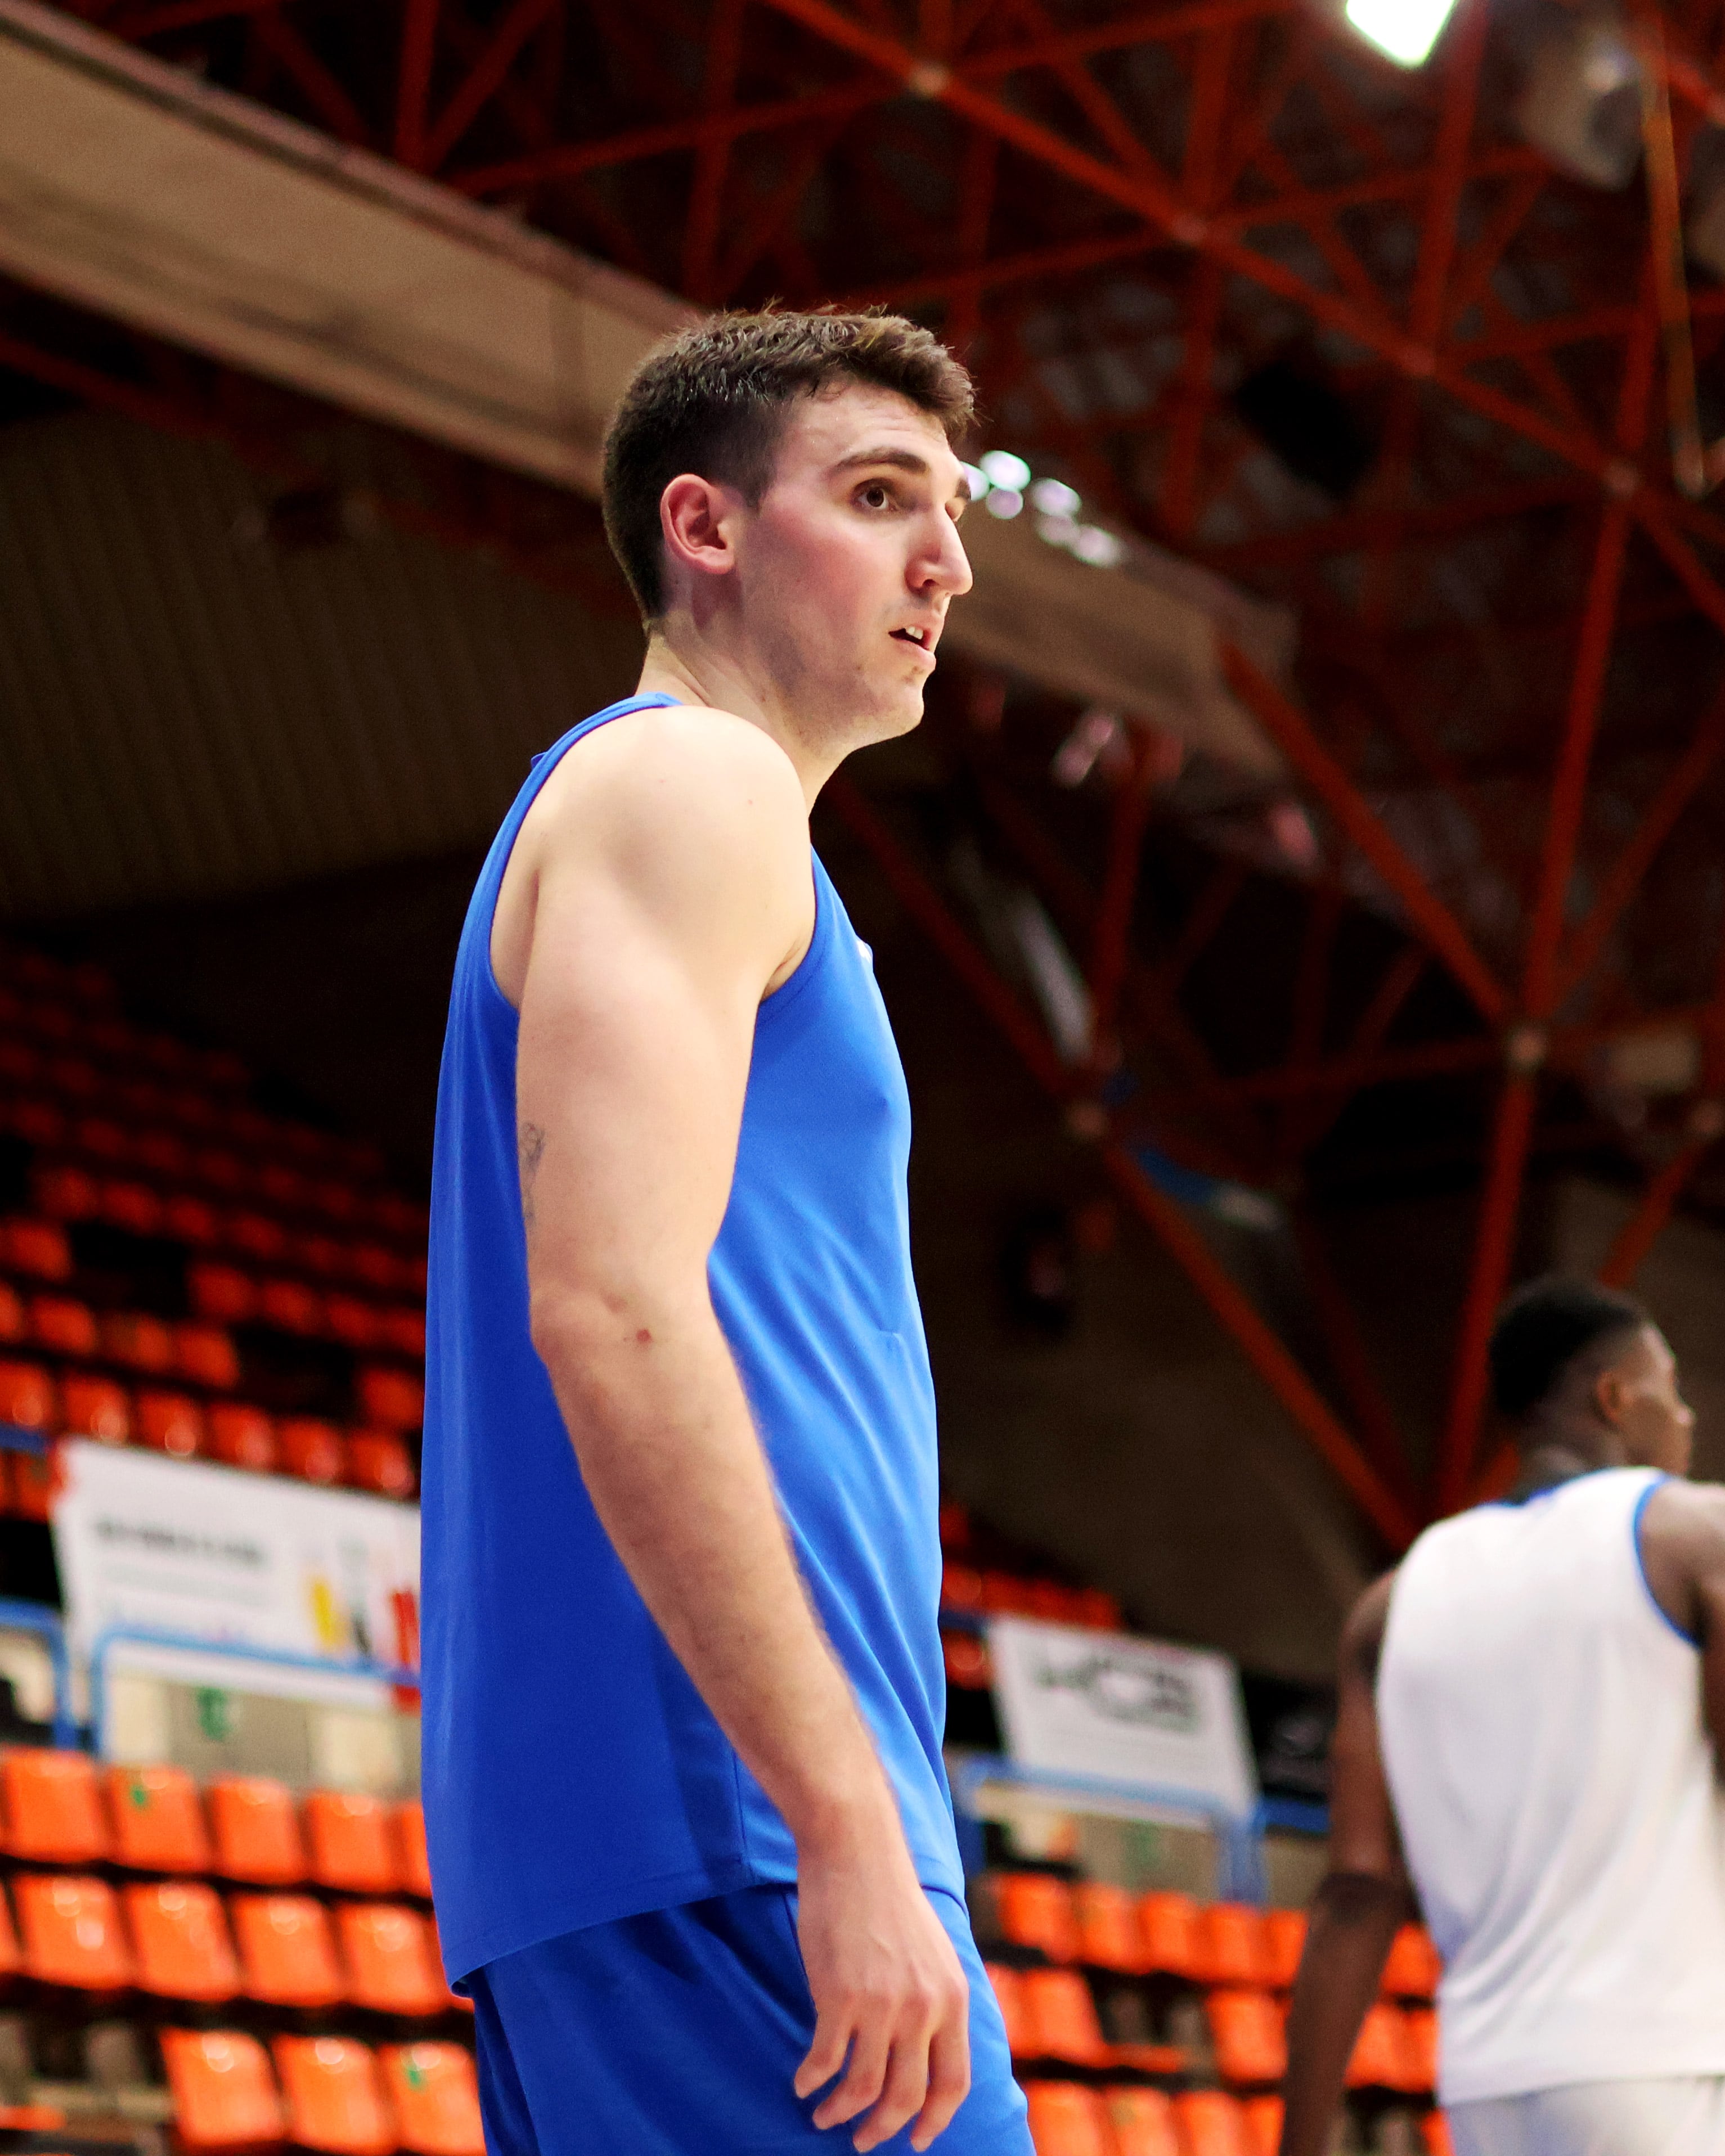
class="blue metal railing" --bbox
[88,1624,419,1761]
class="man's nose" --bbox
[921,515,972,597]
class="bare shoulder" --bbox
[1642,1478,1725,1569]
[1340,1568,1399,1682]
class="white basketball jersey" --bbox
[1377,1468,1725,2105]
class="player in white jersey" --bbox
[1278,1276,1725,2156]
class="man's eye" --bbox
[859,483,892,509]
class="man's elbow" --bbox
[1313,1870,1411,1928]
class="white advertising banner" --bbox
[987,1617,1257,1819]
[51,1439,420,1710]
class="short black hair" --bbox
[601,307,975,621]
[1488,1275,1651,1422]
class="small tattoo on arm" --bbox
[519,1120,547,1227]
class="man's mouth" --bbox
[891,626,935,650]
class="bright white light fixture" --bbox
[1029,477,1081,517]
[1072,525,1125,568]
[959,462,990,502]
[985,485,1025,519]
[1343,0,1459,67]
[979,449,1032,490]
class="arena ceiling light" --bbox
[1341,0,1462,68]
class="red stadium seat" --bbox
[29,1294,99,1357]
[1261,1909,1306,1989]
[125,1881,241,2003]
[164,1194,222,1248]
[1194,1903,1269,1988]
[304,1792,396,1895]
[259,1280,322,1336]
[0,1361,53,1432]
[189,1264,259,1326]
[272,2037,394,2156]
[1020,1968,1109,2066]
[324,1297,383,1351]
[379,2044,484,2156]
[1172,2091,1252,2156]
[378,1310,426,1359]
[100,1182,164,1236]
[1136,1891,1201,1978]
[392,1802,433,1900]
[995,1873,1080,1963]
[3,1748,109,1863]
[1383,1924,1441,2001]
[278,1419,346,1486]
[1074,1882,1144,1972]
[60,1373,130,1444]
[10,1445,60,1522]
[1206,1990,1287,2087]
[208,1777,306,1884]
[33,1167,100,1222]
[227,1214,288,1264]
[160,2028,284,2150]
[231,1895,345,2009]
[14,1873,132,1990]
[106,1763,213,1873]
[336,1904,446,2017]
[1347,2003,1418,2091]
[982,1964,1032,2060]
[1024,2082,1112,2156]
[1105,2087,1179,2156]
[208,1404,278,1474]
[174,1323,241,1392]
[136,1388,205,1457]
[0,1221,71,1283]
[1241,2096,1284,2156]
[0,1285,24,1345]
[355,1368,424,1432]
[348,1431,416,1500]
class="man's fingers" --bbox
[812,2013,892,2130]
[908,2006,972,2152]
[851,2024,935,2154]
[794,2006,852,2101]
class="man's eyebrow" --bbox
[831,445,935,476]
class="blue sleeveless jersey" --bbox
[420,695,961,1981]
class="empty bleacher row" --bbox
[972,1873,1447,2154]
[0,943,427,1506]
[0,1747,478,2154]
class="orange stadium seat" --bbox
[160,2028,284,2150]
[125,1881,242,2004]
[1,1220,71,1282]
[1241,2096,1283,2156]
[1105,2087,1179,2156]
[189,1264,259,1326]
[379,2044,484,2156]
[101,1313,174,1374]
[1207,1991,1287,2087]
[324,1297,383,1351]
[60,1373,130,1444]
[106,1763,213,1873]
[0,1879,22,1979]
[338,1905,446,2018]
[1074,1882,1144,1972]
[355,1368,423,1432]
[1347,2003,1418,2091]
[208,1777,307,1884]
[10,1447,60,1522]
[0,1284,23,1344]
[378,1310,426,1359]
[174,1324,241,1392]
[392,1802,433,1900]
[1422,2113,1455,2156]
[1403,2008,1439,2094]
[1020,1968,1109,2066]
[1136,1892,1201,1978]
[1172,2091,1251,2156]
[982,1964,1033,2059]
[33,1168,99,1222]
[259,1280,322,1337]
[348,1431,416,1500]
[278,1419,346,1486]
[272,2037,394,2156]
[231,1894,345,2010]
[4,1748,109,1864]
[1383,1924,1441,2001]
[0,1360,53,1431]
[15,1874,133,1990]
[305,1791,397,1894]
[996,1873,1081,1963]
[1261,1909,1306,1989]
[208,1403,278,1475]
[29,1294,99,1357]
[1194,1904,1269,1988]
[100,1182,164,1238]
[135,1388,205,1457]
[227,1215,287,1264]
[164,1195,222,1248]
[1024,2081,1112,2156]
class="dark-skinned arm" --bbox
[1637,1479,1725,1776]
[1278,1573,1418,2156]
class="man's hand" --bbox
[793,1814,971,2153]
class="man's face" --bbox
[730,381,972,749]
[1600,1324,1695,1476]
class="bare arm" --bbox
[502,709,968,2152]
[1279,1574,1417,2156]
[1637,1479,1725,1775]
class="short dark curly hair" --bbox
[1488,1275,1650,1423]
[601,308,976,621]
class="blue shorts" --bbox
[468,1882,1033,2156]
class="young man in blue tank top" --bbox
[420,312,1032,2155]
[1278,1278,1725,2156]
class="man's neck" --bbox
[1508,1414,1628,1501]
[636,629,833,812]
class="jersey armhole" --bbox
[1633,1474,1699,1647]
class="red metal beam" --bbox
[1086,746,1158,1064]
[679,0,747,300]
[395,0,441,168]
[1220,646,1510,1025]
[1599,1128,1721,1285]
[1293,1213,1422,1513]
[423,0,560,172]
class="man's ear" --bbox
[1594,1365,1627,1427]
[660,473,743,587]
